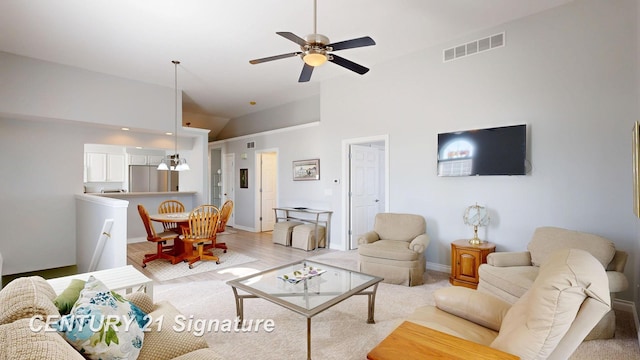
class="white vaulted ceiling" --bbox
[0,0,573,137]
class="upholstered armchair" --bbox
[477,226,628,339]
[407,249,611,360]
[357,213,430,286]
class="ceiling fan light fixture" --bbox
[303,51,327,66]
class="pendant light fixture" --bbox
[158,60,189,171]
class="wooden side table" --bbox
[367,321,518,360]
[450,239,496,289]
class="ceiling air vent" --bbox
[247,141,255,149]
[443,32,505,62]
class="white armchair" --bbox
[477,226,628,339]
[407,249,611,360]
[357,213,430,286]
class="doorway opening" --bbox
[210,148,222,208]
[342,135,389,250]
[255,150,278,232]
[223,153,235,228]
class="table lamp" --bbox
[463,203,490,245]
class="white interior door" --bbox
[260,152,277,231]
[350,144,383,249]
[223,153,235,227]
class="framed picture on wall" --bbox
[293,159,320,181]
[240,168,248,188]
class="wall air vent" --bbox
[247,141,255,149]
[443,32,505,62]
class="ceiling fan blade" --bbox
[249,52,301,64]
[277,32,308,47]
[329,54,369,75]
[328,36,376,51]
[298,63,314,82]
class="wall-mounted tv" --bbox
[437,124,527,176]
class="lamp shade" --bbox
[157,161,169,171]
[463,203,490,244]
[175,158,190,171]
[463,204,490,227]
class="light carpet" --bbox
[129,245,258,282]
[153,251,450,360]
[153,251,640,360]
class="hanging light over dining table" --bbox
[158,60,189,171]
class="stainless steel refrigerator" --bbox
[129,165,179,192]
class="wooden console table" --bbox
[367,321,519,360]
[273,207,333,248]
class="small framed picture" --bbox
[293,159,320,181]
[240,168,248,188]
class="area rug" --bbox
[153,251,451,360]
[129,246,258,281]
[152,250,639,360]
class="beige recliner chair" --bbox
[357,213,430,286]
[407,248,611,360]
[477,226,628,339]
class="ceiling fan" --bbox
[249,0,376,82]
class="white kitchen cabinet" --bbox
[86,153,107,182]
[128,154,164,166]
[107,154,125,182]
[86,152,125,182]
[129,154,147,165]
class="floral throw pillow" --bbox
[52,275,145,359]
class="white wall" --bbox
[634,0,640,322]
[0,50,212,275]
[0,118,208,275]
[75,194,128,272]
[222,0,639,301]
[0,51,174,131]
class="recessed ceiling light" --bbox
[166,132,173,136]
[135,146,142,149]
[121,127,130,131]
[250,101,256,105]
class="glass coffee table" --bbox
[227,260,383,360]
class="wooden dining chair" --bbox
[137,204,178,267]
[158,199,185,233]
[182,205,221,269]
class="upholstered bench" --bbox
[273,221,303,246]
[292,224,326,250]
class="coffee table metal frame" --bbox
[227,260,383,360]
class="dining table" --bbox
[149,212,193,263]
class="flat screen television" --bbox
[437,124,527,176]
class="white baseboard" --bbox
[613,299,640,346]
[128,236,146,244]
[427,262,451,274]
[231,224,256,232]
[610,298,640,346]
